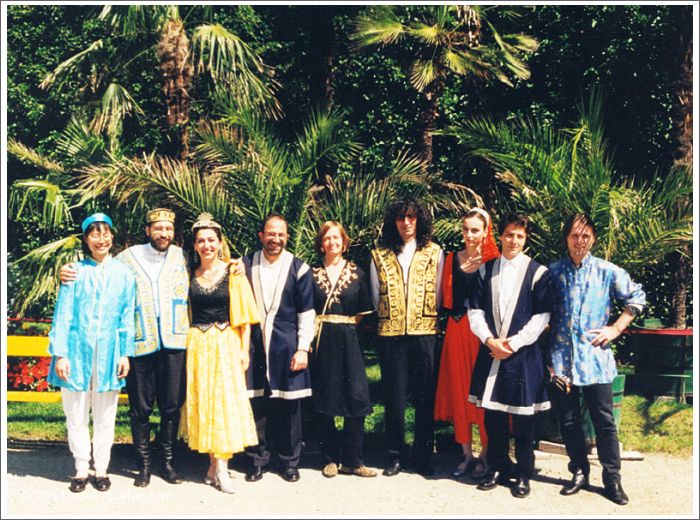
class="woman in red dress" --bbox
[435,207,500,478]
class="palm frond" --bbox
[7,139,64,174]
[10,235,82,317]
[39,39,105,91]
[410,59,440,92]
[444,90,693,274]
[192,24,281,117]
[193,119,248,166]
[55,115,110,164]
[9,179,81,232]
[351,6,405,48]
[99,4,177,35]
[92,82,144,138]
[408,21,442,46]
[79,155,234,223]
[291,108,363,181]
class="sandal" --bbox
[203,464,217,485]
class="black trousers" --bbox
[484,410,536,478]
[378,334,436,465]
[553,382,621,485]
[317,414,365,469]
[126,348,187,422]
[246,397,303,469]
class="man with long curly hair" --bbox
[369,196,445,477]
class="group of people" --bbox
[47,196,645,506]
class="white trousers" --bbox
[61,387,119,476]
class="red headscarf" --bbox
[442,209,499,310]
[481,216,500,264]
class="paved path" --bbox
[3,440,696,516]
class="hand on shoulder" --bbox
[228,258,246,277]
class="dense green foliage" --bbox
[6,4,693,324]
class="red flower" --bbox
[7,356,56,392]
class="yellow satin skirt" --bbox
[180,325,258,459]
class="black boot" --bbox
[160,416,183,484]
[130,416,151,487]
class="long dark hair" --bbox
[379,196,432,253]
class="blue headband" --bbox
[81,213,114,233]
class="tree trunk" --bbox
[308,7,336,109]
[418,80,444,168]
[157,19,194,160]
[668,6,692,329]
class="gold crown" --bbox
[146,208,176,224]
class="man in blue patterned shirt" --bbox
[548,213,646,506]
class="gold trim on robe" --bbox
[119,245,190,356]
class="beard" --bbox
[150,236,173,252]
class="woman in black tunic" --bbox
[311,221,376,478]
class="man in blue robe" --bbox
[467,212,552,498]
[242,213,316,483]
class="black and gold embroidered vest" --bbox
[371,242,440,336]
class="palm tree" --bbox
[351,5,538,166]
[667,5,693,328]
[40,5,280,160]
[10,100,484,317]
[304,150,483,266]
[440,89,693,278]
[7,115,124,316]
[73,99,363,260]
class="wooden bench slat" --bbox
[7,336,51,357]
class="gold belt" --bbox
[313,315,357,349]
[315,314,357,325]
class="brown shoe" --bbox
[322,462,339,478]
[339,465,378,477]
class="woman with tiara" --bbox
[434,207,500,479]
[181,213,260,494]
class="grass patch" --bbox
[6,402,158,444]
[618,395,693,457]
[8,370,692,458]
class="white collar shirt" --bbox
[498,253,526,317]
[259,252,285,311]
[131,243,168,317]
[396,238,417,290]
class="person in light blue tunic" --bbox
[48,213,136,493]
[548,213,646,506]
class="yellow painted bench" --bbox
[7,336,129,404]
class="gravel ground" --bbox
[3,440,696,517]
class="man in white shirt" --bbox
[369,197,444,477]
[467,212,552,498]
[242,213,315,483]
